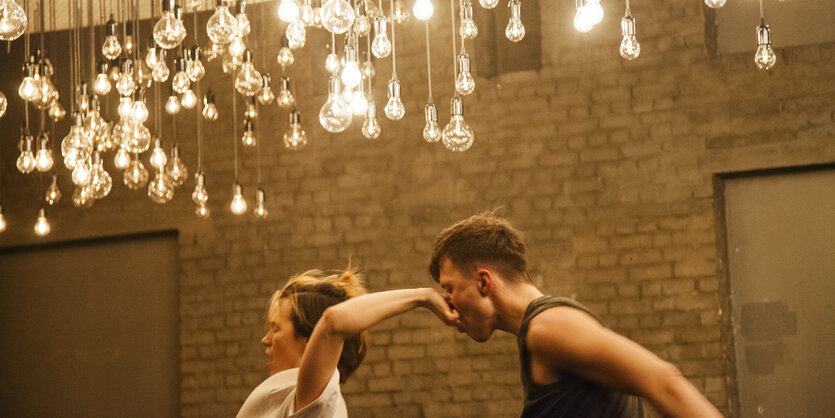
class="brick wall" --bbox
[1,1,834,417]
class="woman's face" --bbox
[261,298,308,375]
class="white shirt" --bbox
[236,368,347,418]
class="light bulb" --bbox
[94,72,111,96]
[124,158,149,190]
[300,0,316,27]
[704,0,726,9]
[192,172,208,204]
[755,21,776,71]
[371,17,391,58]
[245,97,258,119]
[442,96,474,152]
[48,101,65,121]
[586,0,603,25]
[222,52,242,74]
[459,1,478,39]
[341,47,362,88]
[165,143,188,187]
[61,113,93,168]
[172,60,190,93]
[0,0,27,41]
[423,103,441,143]
[393,0,410,23]
[277,76,295,108]
[102,15,122,59]
[230,182,247,215]
[235,2,251,36]
[35,134,54,171]
[257,75,275,105]
[574,2,594,33]
[187,46,205,81]
[45,175,62,205]
[148,169,175,204]
[34,208,51,236]
[17,135,36,173]
[71,186,94,208]
[362,100,381,139]
[109,61,121,81]
[413,0,434,20]
[350,89,368,115]
[362,60,375,79]
[319,76,352,132]
[325,52,341,75]
[253,188,268,219]
[229,36,246,57]
[72,158,91,186]
[320,0,355,34]
[506,0,525,42]
[152,58,170,82]
[207,41,226,62]
[165,94,181,114]
[278,0,300,23]
[145,39,160,68]
[153,1,186,49]
[455,52,475,96]
[479,0,499,9]
[353,3,370,35]
[277,45,295,67]
[235,50,263,96]
[150,138,168,170]
[19,65,40,102]
[286,19,306,48]
[196,202,211,218]
[116,61,136,96]
[0,90,8,118]
[341,83,354,104]
[87,151,112,199]
[131,96,149,123]
[181,89,197,109]
[207,1,237,44]
[384,78,405,120]
[619,13,640,61]
[284,109,308,149]
[203,91,219,120]
[121,121,152,154]
[242,119,256,146]
[114,147,130,169]
[0,208,5,233]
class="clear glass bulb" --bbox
[87,153,112,199]
[479,0,499,9]
[353,15,370,36]
[145,46,159,68]
[277,87,295,108]
[286,19,306,47]
[207,41,226,62]
[150,140,168,170]
[132,100,149,123]
[0,0,28,41]
[423,103,441,143]
[341,59,361,88]
[755,23,776,71]
[0,208,5,232]
[172,71,190,93]
[325,52,341,74]
[257,83,275,105]
[203,101,219,120]
[192,172,208,204]
[245,100,258,119]
[48,101,65,122]
[362,60,375,79]
[574,4,594,33]
[165,94,181,114]
[277,46,295,67]
[413,0,433,21]
[284,110,308,149]
[442,97,474,152]
[393,0,410,23]
[228,36,246,57]
[1,90,9,118]
[114,147,130,169]
[586,0,603,25]
[384,79,405,120]
[320,0,355,34]
[278,0,300,22]
[35,142,54,172]
[71,159,91,185]
[619,15,640,61]
[230,183,247,215]
[235,54,263,96]
[207,3,237,44]
[362,101,381,139]
[300,0,316,27]
[704,0,726,9]
[124,158,149,190]
[17,148,36,174]
[222,52,242,74]
[350,90,368,115]
[153,7,186,49]
[459,1,477,39]
[148,169,174,204]
[187,58,205,82]
[45,175,62,205]
[93,73,111,96]
[253,188,268,219]
[455,52,475,96]
[181,89,197,109]
[34,209,51,236]
[71,186,94,208]
[506,0,525,42]
[116,72,136,97]
[371,17,391,58]
[102,35,122,60]
[236,12,251,37]
[19,75,40,102]
[152,60,170,82]
[196,202,211,218]
[242,121,256,147]
[319,77,352,132]
[165,144,188,187]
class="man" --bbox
[430,212,722,418]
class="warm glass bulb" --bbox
[320,0,355,34]
[181,89,197,109]
[284,110,308,149]
[0,210,5,233]
[371,17,391,58]
[459,1,477,39]
[114,147,130,169]
[755,23,776,71]
[325,52,341,74]
[574,3,594,32]
[704,0,726,9]
[257,85,275,105]
[278,0,300,22]
[619,15,640,61]
[153,7,186,49]
[48,101,65,121]
[102,35,122,60]
[506,0,525,42]
[150,141,168,170]
[228,35,245,57]
[300,0,316,27]
[17,149,36,173]
[19,76,40,102]
[148,170,175,204]
[87,153,112,199]
[152,60,170,82]
[230,183,247,215]
[116,72,136,97]
[203,102,218,120]
[132,100,149,123]
[45,176,62,205]
[207,2,237,44]
[277,87,295,108]
[241,122,256,147]
[353,15,370,36]
[93,73,111,95]
[145,46,159,68]
[455,52,475,96]
[71,159,91,185]
[235,55,263,96]
[222,52,242,74]
[479,0,499,9]
[165,144,188,187]
[236,12,251,37]
[1,90,9,118]
[384,79,405,120]
[172,71,190,93]
[0,0,28,41]
[253,188,268,219]
[362,101,381,139]
[350,90,368,115]
[413,0,433,20]
[423,103,441,143]
[286,20,306,47]
[393,0,410,23]
[192,172,208,204]
[71,186,94,208]
[341,60,361,88]
[124,159,149,190]
[442,97,474,152]
[165,95,181,114]
[187,58,205,82]
[34,209,51,236]
[586,0,603,25]
[35,146,53,172]
[319,77,352,132]
[277,46,295,67]
[196,202,211,218]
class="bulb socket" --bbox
[154,137,163,149]
[121,58,133,73]
[757,23,772,46]
[191,45,202,61]
[328,76,341,94]
[461,0,474,19]
[280,34,290,48]
[92,150,102,165]
[233,182,244,196]
[236,0,247,14]
[162,0,173,12]
[425,103,438,122]
[345,46,358,63]
[23,135,34,152]
[216,0,226,7]
[457,53,471,73]
[174,5,183,19]
[171,143,180,159]
[509,0,521,17]
[621,15,636,37]
[261,73,271,87]
[243,49,253,63]
[73,111,84,126]
[367,101,377,117]
[243,118,254,132]
[204,90,215,104]
[373,16,387,35]
[256,187,266,204]
[289,109,301,125]
[147,35,156,50]
[195,172,205,187]
[134,88,145,102]
[38,133,50,150]
[125,20,134,37]
[387,78,401,98]
[450,96,464,117]
[98,61,109,74]
[175,57,186,72]
[38,207,47,219]
[280,76,292,91]
[106,14,118,36]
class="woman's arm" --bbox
[294,288,458,410]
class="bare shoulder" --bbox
[525,306,605,354]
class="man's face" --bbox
[260,298,308,375]
[438,258,496,342]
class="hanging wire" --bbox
[389,0,396,77]
[366,29,372,96]
[758,0,764,19]
[424,20,432,102]
[232,80,238,181]
[449,0,458,77]
[194,2,203,172]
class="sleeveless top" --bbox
[518,296,645,418]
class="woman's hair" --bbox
[266,268,368,383]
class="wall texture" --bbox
[1,1,834,417]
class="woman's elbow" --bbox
[319,305,350,338]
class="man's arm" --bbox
[526,307,722,418]
[294,288,458,411]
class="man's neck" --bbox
[492,282,543,336]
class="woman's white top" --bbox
[236,368,347,418]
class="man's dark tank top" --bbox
[518,296,645,418]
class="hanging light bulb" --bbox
[754,19,776,71]
[207,0,237,44]
[116,59,136,97]
[17,133,36,173]
[392,0,410,23]
[341,44,362,88]
[704,0,726,8]
[61,113,93,169]
[181,88,198,109]
[150,137,168,170]
[34,208,51,236]
[165,143,188,187]
[230,182,247,215]
[148,168,175,204]
[619,8,640,61]
[71,186,94,208]
[300,0,316,27]
[0,0,27,41]
[413,0,433,21]
[172,57,190,93]
[371,17,391,58]
[235,49,263,96]
[93,62,111,96]
[574,0,594,33]
[102,14,122,60]
[586,0,603,25]
[196,202,211,218]
[245,96,258,119]
[114,147,130,169]
[506,0,525,42]
[253,187,268,218]
[48,101,65,122]
[203,90,219,120]
[19,61,41,102]
[228,35,246,58]
[152,53,170,82]
[124,21,135,54]
[278,0,301,23]
[241,118,256,146]
[442,96,474,152]
[131,89,149,123]
[35,132,54,172]
[459,0,478,40]
[186,46,205,82]
[71,157,91,186]
[350,84,368,115]
[362,60,375,79]
[455,50,475,96]
[286,19,307,48]
[341,83,354,105]
[276,36,295,67]
[319,76,352,132]
[235,0,251,36]
[276,76,295,108]
[206,41,226,62]
[153,0,187,49]
[124,157,150,190]
[0,90,8,118]
[479,0,499,9]
[284,109,308,149]
[77,82,91,113]
[353,1,371,35]
[325,52,341,74]
[423,102,441,143]
[320,0,355,34]
[86,151,112,199]
[165,90,181,114]
[362,99,381,139]
[257,74,275,105]
[145,36,160,68]
[192,171,209,204]
[109,58,122,81]
[384,78,405,120]
[45,174,62,205]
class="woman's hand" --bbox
[421,288,461,326]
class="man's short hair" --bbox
[430,211,529,283]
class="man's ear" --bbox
[476,269,495,297]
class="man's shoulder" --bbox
[526,305,602,346]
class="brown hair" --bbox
[430,211,529,283]
[267,268,368,383]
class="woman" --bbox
[237,268,457,417]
